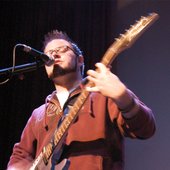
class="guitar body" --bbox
[29,158,69,170]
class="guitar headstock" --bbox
[116,13,159,52]
[101,13,159,66]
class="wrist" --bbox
[118,97,136,113]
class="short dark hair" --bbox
[42,29,83,56]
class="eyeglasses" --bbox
[45,45,78,56]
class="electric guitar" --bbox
[29,12,159,170]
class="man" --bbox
[7,30,156,170]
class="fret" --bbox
[57,129,63,139]
[71,102,79,112]
[58,126,65,136]
[64,117,71,126]
[65,114,73,123]
[41,143,53,164]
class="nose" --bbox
[51,51,61,59]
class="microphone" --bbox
[21,44,54,66]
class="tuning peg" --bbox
[115,38,120,41]
[130,25,135,28]
[120,34,125,37]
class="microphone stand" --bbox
[0,60,44,76]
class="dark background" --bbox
[0,1,170,170]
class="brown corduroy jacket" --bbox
[7,89,156,170]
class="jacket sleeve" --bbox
[108,91,156,139]
[7,111,37,170]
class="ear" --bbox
[78,55,85,77]
[78,55,84,66]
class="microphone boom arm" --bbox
[0,60,44,76]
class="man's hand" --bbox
[86,63,137,114]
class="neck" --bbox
[53,72,82,93]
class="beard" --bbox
[49,62,77,80]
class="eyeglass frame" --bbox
[45,45,80,56]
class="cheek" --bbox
[67,55,77,66]
[62,56,73,66]
[45,65,53,75]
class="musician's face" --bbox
[44,39,83,79]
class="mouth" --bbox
[54,60,62,64]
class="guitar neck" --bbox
[42,87,90,163]
[100,41,121,66]
[54,89,90,145]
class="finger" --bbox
[85,86,99,92]
[87,70,98,78]
[107,65,112,70]
[86,75,97,83]
[95,63,107,73]
[96,63,112,71]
